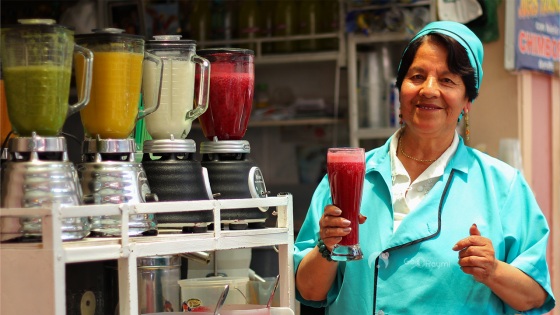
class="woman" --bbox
[294,21,555,314]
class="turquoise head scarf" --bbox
[398,21,484,93]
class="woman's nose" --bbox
[420,77,439,97]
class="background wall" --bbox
[469,1,519,157]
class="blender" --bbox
[196,48,269,230]
[141,35,214,233]
[0,19,93,242]
[75,28,162,237]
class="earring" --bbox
[399,113,403,127]
[465,110,470,142]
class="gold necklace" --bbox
[398,136,437,163]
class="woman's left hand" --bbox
[452,224,498,283]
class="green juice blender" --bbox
[0,19,93,242]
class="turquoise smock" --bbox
[294,136,556,314]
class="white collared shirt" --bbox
[389,129,459,231]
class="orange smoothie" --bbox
[76,51,144,139]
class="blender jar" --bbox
[144,35,210,140]
[195,48,254,141]
[0,19,93,137]
[75,28,162,139]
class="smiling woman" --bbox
[294,21,556,314]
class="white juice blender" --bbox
[141,35,215,233]
[0,19,93,242]
[196,48,269,230]
[74,28,163,237]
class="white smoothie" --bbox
[144,58,196,139]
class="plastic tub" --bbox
[144,304,269,315]
[178,277,249,311]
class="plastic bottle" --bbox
[273,0,296,53]
[237,0,259,51]
[189,0,211,43]
[258,0,275,54]
[210,0,234,42]
[319,0,340,51]
[298,0,319,51]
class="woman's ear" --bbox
[464,101,472,114]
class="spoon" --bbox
[266,275,280,308]
[214,284,229,315]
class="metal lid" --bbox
[82,138,137,154]
[137,255,181,267]
[8,133,67,153]
[199,140,250,154]
[197,48,254,56]
[143,139,196,153]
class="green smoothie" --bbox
[3,65,71,136]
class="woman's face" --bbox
[399,38,471,138]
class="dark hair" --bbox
[395,33,478,102]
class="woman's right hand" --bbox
[319,205,367,251]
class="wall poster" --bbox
[505,0,560,76]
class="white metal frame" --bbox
[0,196,295,315]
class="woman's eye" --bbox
[441,78,455,84]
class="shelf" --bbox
[191,117,345,129]
[197,32,345,65]
[345,0,432,12]
[250,117,345,127]
[0,196,295,315]
[348,31,414,45]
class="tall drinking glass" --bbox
[327,147,365,261]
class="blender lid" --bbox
[75,28,144,42]
[197,48,254,56]
[137,255,181,267]
[146,35,196,48]
[199,140,251,154]
[3,19,74,31]
[143,139,196,153]
[83,138,137,154]
[8,133,67,153]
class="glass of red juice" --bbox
[195,48,254,140]
[327,147,365,261]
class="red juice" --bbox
[195,57,254,140]
[327,148,365,246]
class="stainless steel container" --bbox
[78,138,157,237]
[0,134,89,242]
[138,255,181,313]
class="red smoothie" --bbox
[327,148,365,246]
[196,69,254,140]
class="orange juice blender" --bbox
[0,19,93,241]
[75,28,163,237]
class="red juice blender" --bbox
[0,19,93,242]
[196,48,269,230]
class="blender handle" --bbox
[186,55,210,121]
[69,44,93,117]
[138,51,163,121]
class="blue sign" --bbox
[515,0,560,74]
